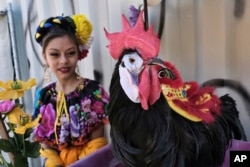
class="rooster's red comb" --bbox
[104,11,160,60]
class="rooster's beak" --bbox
[149,57,166,67]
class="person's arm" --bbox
[89,123,105,140]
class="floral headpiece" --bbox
[35,14,93,60]
[104,11,160,60]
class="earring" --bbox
[75,65,81,80]
[44,66,51,83]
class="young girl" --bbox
[32,14,109,167]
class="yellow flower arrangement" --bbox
[0,78,36,100]
[71,14,93,45]
[0,78,40,167]
[7,106,41,135]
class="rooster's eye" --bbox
[158,70,167,78]
[121,52,143,73]
[158,68,176,79]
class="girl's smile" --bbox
[43,35,79,82]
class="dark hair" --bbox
[41,25,79,53]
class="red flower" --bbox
[78,50,88,60]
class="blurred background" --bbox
[0,0,250,166]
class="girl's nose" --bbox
[59,55,68,64]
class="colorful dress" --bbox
[32,79,109,151]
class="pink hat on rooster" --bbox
[104,11,160,60]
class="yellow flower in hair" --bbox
[71,14,93,45]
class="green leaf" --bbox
[23,128,33,139]
[12,134,24,150]
[0,139,15,153]
[8,138,17,149]
[24,141,40,158]
[13,154,28,167]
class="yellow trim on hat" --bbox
[35,33,41,39]
[53,18,61,24]
[168,100,202,122]
[161,84,202,122]
[39,20,46,28]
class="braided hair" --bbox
[35,14,93,60]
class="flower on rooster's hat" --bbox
[0,78,36,100]
[7,106,41,135]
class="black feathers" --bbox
[108,59,248,167]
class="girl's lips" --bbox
[58,67,70,73]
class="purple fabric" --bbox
[68,144,124,167]
[221,139,250,167]
[69,140,250,167]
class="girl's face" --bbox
[43,35,79,81]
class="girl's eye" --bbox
[68,51,77,56]
[49,53,59,57]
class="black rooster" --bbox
[105,12,248,167]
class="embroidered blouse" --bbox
[32,79,109,151]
